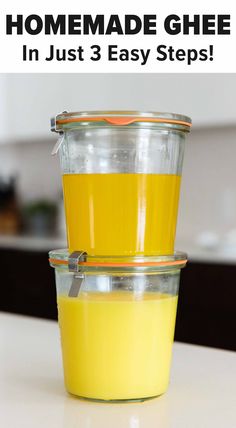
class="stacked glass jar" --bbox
[49,111,191,402]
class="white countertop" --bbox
[0,313,235,428]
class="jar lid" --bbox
[49,249,187,273]
[51,110,192,133]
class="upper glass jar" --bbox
[51,111,191,256]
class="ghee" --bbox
[62,173,181,256]
[58,291,178,401]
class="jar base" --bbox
[68,391,163,403]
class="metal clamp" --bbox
[68,251,87,298]
[51,110,68,133]
[68,251,87,273]
[51,111,68,156]
[51,132,64,156]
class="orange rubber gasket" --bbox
[56,117,192,128]
[49,258,187,268]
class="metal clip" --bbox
[51,132,64,156]
[68,251,87,272]
[51,110,69,155]
[50,116,57,132]
[68,275,84,297]
[68,251,87,298]
[51,110,68,133]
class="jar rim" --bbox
[49,249,187,273]
[51,110,192,133]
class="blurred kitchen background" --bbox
[1,73,236,350]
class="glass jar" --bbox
[49,249,187,402]
[51,111,191,256]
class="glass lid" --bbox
[49,249,187,273]
[51,110,192,133]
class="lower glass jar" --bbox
[49,250,187,402]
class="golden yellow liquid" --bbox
[62,173,181,255]
[57,292,178,401]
